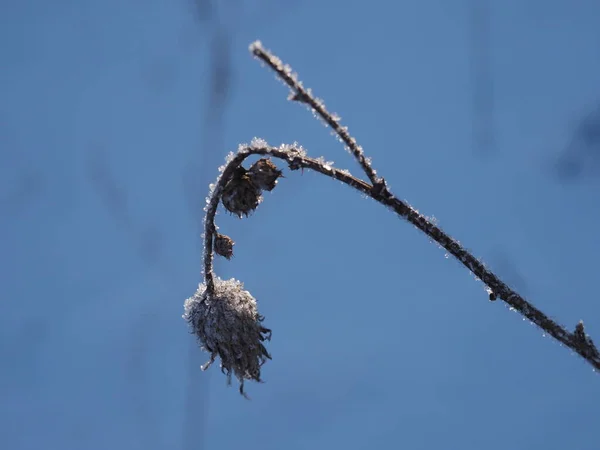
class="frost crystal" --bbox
[280,142,307,157]
[315,156,334,170]
[183,278,272,397]
[250,137,269,148]
[249,40,262,52]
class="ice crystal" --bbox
[250,137,269,148]
[315,156,334,171]
[280,142,307,157]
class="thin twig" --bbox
[203,144,600,372]
[248,41,600,372]
[249,41,380,186]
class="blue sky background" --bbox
[2,0,600,449]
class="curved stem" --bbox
[204,144,600,371]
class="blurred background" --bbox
[1,0,600,449]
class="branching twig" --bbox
[184,42,599,398]
[246,41,600,373]
[202,143,600,373]
[249,41,380,186]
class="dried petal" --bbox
[214,233,234,259]
[183,278,272,397]
[248,158,283,191]
[221,167,262,217]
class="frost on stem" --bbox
[183,278,272,397]
[249,40,380,185]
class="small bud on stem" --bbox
[214,233,234,259]
[249,158,284,191]
[221,166,262,218]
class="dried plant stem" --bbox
[249,41,600,372]
[250,41,380,185]
[204,144,600,372]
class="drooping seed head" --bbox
[221,167,262,217]
[214,233,234,259]
[183,277,272,397]
[248,158,283,192]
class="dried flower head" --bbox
[183,277,272,397]
[221,167,262,217]
[248,158,283,191]
[214,233,234,259]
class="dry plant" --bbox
[183,40,600,398]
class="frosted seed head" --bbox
[221,167,262,218]
[248,158,283,191]
[183,278,272,397]
[214,233,234,259]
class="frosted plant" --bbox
[184,40,600,398]
[183,277,271,397]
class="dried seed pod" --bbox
[221,167,262,217]
[248,158,283,192]
[183,277,272,397]
[214,233,234,259]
